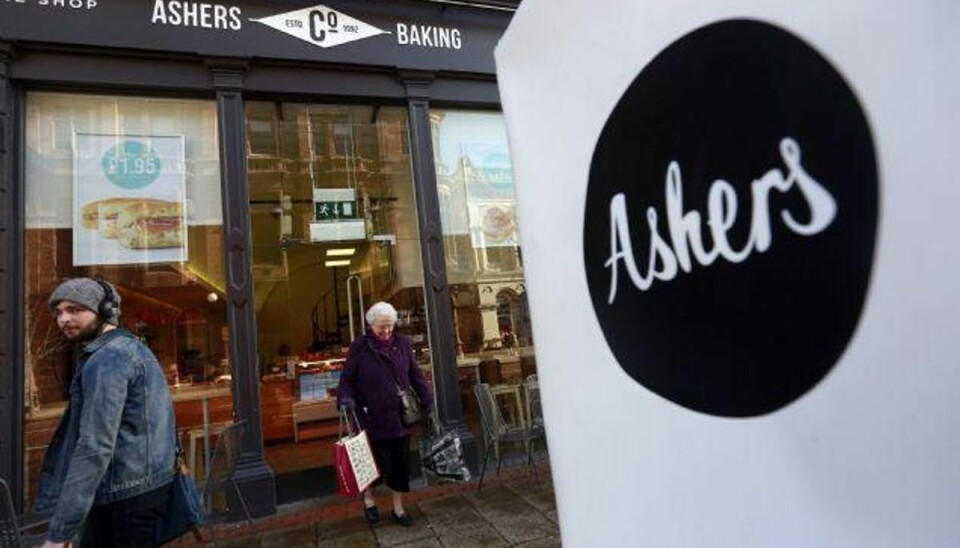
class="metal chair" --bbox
[0,479,48,548]
[200,420,256,540]
[473,383,544,491]
[523,374,545,430]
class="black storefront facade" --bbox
[0,0,527,518]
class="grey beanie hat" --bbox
[48,278,121,325]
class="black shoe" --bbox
[391,511,413,527]
[364,504,380,524]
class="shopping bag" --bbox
[335,408,380,497]
[335,439,360,497]
[152,444,205,545]
[419,412,472,484]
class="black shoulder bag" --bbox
[369,342,424,426]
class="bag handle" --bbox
[339,406,361,438]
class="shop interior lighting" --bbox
[326,248,356,257]
[325,259,351,267]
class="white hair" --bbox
[365,301,398,326]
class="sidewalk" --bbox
[185,464,560,547]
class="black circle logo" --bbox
[583,19,878,417]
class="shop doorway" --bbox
[246,102,431,503]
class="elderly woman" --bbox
[337,301,432,527]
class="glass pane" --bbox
[23,93,228,507]
[431,109,537,434]
[245,102,430,501]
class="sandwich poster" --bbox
[73,133,188,266]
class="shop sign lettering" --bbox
[2,0,97,10]
[396,23,462,49]
[252,4,388,49]
[151,0,242,30]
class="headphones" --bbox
[93,278,120,323]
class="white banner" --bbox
[73,133,188,266]
[496,1,960,546]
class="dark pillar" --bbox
[207,58,276,518]
[0,41,25,511]
[401,71,479,473]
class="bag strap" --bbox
[366,339,406,393]
[174,431,189,473]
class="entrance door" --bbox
[246,102,431,503]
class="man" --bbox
[35,278,176,547]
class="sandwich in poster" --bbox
[81,197,184,249]
[73,133,188,266]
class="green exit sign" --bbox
[313,188,358,221]
[315,200,357,221]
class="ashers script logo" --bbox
[605,138,836,303]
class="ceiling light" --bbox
[325,259,351,267]
[326,248,356,256]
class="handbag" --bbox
[369,341,425,426]
[398,385,424,426]
[335,407,381,497]
[419,411,471,484]
[152,442,205,546]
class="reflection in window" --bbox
[23,93,228,506]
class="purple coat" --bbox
[337,332,432,441]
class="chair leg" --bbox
[527,437,541,487]
[496,443,505,475]
[477,442,492,491]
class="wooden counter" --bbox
[261,376,295,442]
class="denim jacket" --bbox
[34,328,176,542]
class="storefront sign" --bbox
[497,1,960,546]
[0,0,505,73]
[251,5,387,49]
[583,19,877,418]
[73,133,188,266]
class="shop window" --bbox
[430,109,537,433]
[23,93,228,508]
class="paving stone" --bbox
[317,529,377,548]
[317,516,377,548]
[419,495,488,532]
[462,486,558,545]
[318,515,376,536]
[373,507,437,547]
[462,485,519,506]
[257,524,317,548]
[514,490,556,515]
[484,511,558,545]
[514,536,562,548]
[417,494,475,515]
[436,523,510,548]
[394,537,444,548]
[182,469,561,547]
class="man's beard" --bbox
[64,320,103,343]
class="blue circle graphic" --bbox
[102,140,162,189]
